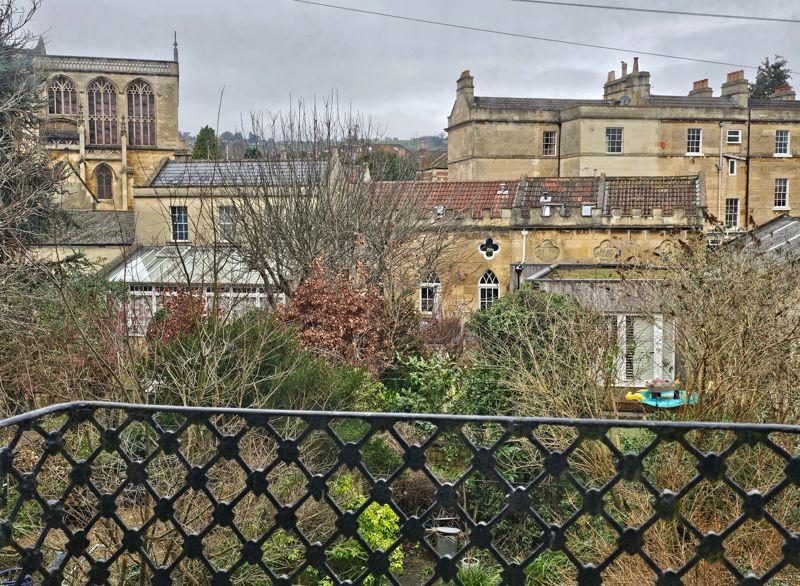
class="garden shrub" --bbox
[376,354,462,413]
[146,313,372,411]
[323,474,403,584]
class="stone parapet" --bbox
[39,55,178,77]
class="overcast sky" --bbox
[32,0,799,139]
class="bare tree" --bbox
[222,98,462,309]
[625,237,800,423]
[0,0,61,260]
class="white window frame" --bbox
[614,313,675,387]
[419,275,441,315]
[726,129,742,144]
[724,197,740,230]
[170,205,189,242]
[606,127,623,154]
[774,178,789,210]
[218,205,238,242]
[542,130,557,157]
[686,128,702,155]
[728,159,736,176]
[478,270,499,310]
[775,129,791,157]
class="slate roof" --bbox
[743,215,800,254]
[50,210,135,246]
[471,94,746,111]
[605,176,700,215]
[644,95,737,108]
[419,150,448,170]
[749,99,800,109]
[472,96,604,111]
[150,160,328,188]
[515,177,601,209]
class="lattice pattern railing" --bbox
[0,402,799,585]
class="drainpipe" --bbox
[745,108,752,227]
[556,117,562,177]
[521,229,529,263]
[717,122,724,225]
[120,129,128,211]
[515,229,529,290]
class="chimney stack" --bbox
[456,69,474,101]
[721,70,749,107]
[770,85,796,101]
[604,58,650,104]
[689,79,713,98]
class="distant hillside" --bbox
[379,134,447,151]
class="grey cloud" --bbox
[33,0,800,138]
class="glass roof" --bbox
[106,246,266,286]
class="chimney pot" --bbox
[727,70,744,82]
[633,57,639,72]
[607,70,615,83]
[621,61,628,76]
[770,84,796,101]
[689,78,712,97]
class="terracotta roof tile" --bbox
[605,176,700,215]
[376,181,516,218]
[376,175,702,219]
[516,177,601,209]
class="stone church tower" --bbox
[35,37,186,212]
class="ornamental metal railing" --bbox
[0,402,799,585]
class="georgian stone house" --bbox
[447,59,800,229]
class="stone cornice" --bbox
[38,55,178,77]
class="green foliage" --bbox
[147,314,372,410]
[457,562,500,585]
[242,145,261,159]
[452,365,510,416]
[323,474,403,584]
[750,55,791,99]
[467,287,580,363]
[357,149,417,181]
[524,551,572,584]
[192,125,219,159]
[376,354,461,413]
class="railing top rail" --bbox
[3,400,800,433]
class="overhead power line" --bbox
[293,0,771,72]
[510,0,800,25]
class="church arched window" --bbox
[478,270,499,310]
[127,79,156,147]
[87,77,118,145]
[95,164,113,199]
[48,75,77,115]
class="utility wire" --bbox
[510,0,800,25]
[292,0,769,71]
